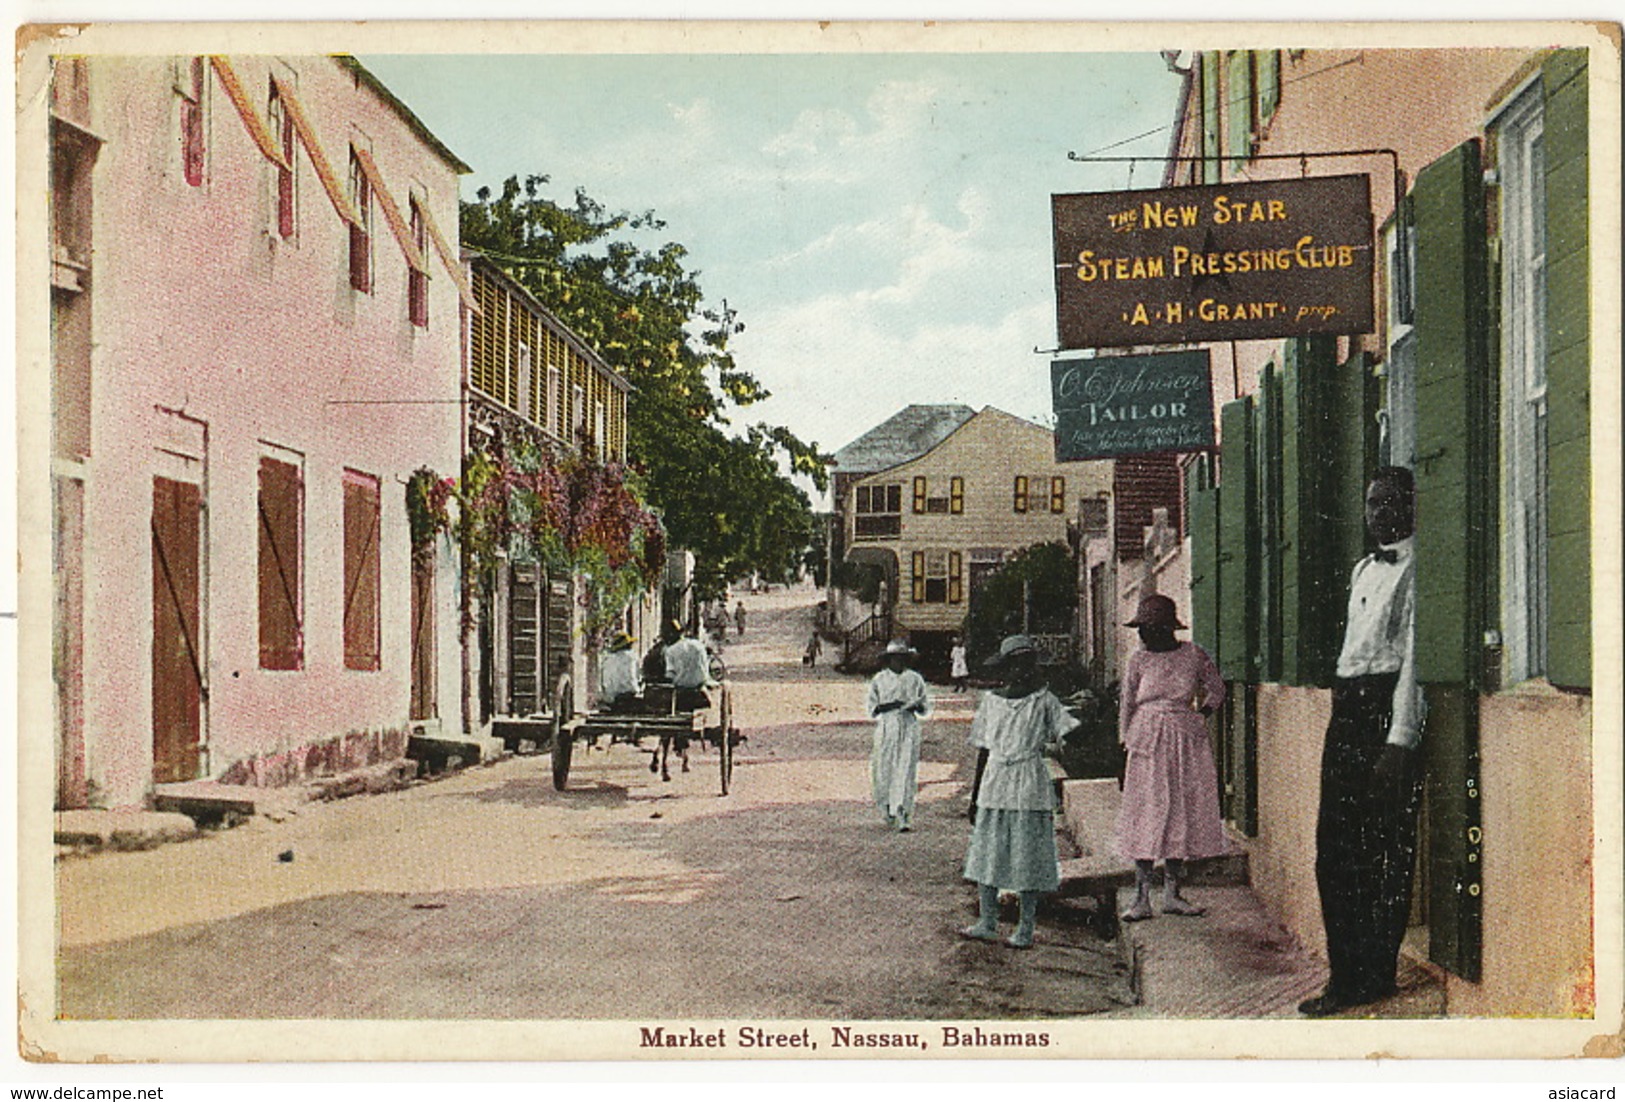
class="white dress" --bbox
[866,668,931,825]
[963,689,1076,891]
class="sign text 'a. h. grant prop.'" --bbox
[1052,174,1375,348]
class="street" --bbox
[57,585,1131,1021]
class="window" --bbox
[1497,85,1549,683]
[258,452,303,670]
[342,469,381,671]
[1013,475,1029,514]
[177,57,205,188]
[1050,476,1067,514]
[408,196,428,326]
[855,483,902,539]
[949,476,964,514]
[268,82,295,239]
[910,549,963,604]
[572,382,586,438]
[348,148,372,293]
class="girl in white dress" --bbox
[961,635,1078,948]
[866,640,931,831]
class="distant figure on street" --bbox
[734,601,748,636]
[866,640,931,832]
[804,630,822,667]
[598,631,642,712]
[1300,466,1423,1018]
[962,635,1079,949]
[1114,594,1227,923]
[950,634,969,693]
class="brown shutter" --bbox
[343,471,381,671]
[911,550,926,603]
[153,477,203,783]
[912,475,927,514]
[1050,476,1066,514]
[258,457,302,670]
[1013,475,1029,513]
[948,551,963,604]
[949,476,964,514]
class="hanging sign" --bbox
[1052,174,1374,349]
[1052,350,1214,461]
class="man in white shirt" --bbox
[1300,466,1424,1017]
[598,631,642,712]
[665,624,715,711]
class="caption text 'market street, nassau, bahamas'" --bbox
[635,1024,1054,1052]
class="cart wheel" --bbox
[718,683,734,796]
[550,673,575,791]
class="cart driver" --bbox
[599,631,642,713]
[665,622,716,713]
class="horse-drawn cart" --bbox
[493,672,738,796]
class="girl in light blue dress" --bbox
[961,635,1078,949]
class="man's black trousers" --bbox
[1315,673,1424,1002]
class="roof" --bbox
[334,56,472,175]
[831,404,976,475]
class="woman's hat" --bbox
[607,631,635,652]
[883,639,917,656]
[983,634,1039,668]
[1126,594,1186,630]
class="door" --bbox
[152,476,204,783]
[508,564,541,715]
[409,550,436,720]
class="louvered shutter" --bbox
[949,476,964,514]
[911,550,926,603]
[1543,49,1590,690]
[1201,53,1222,184]
[1013,476,1029,514]
[1255,363,1283,682]
[948,551,963,604]
[1280,335,1339,686]
[1187,455,1221,665]
[913,476,927,514]
[1216,398,1257,682]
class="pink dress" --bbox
[1114,642,1229,862]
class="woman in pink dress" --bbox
[1115,594,1228,922]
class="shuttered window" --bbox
[1540,49,1590,691]
[911,550,926,603]
[408,196,428,328]
[268,82,295,238]
[1013,475,1029,514]
[949,476,964,514]
[1257,49,1281,126]
[178,57,206,188]
[913,476,927,514]
[1226,51,1254,170]
[1216,398,1257,683]
[258,456,303,670]
[1050,476,1066,514]
[343,469,382,671]
[948,551,963,604]
[348,149,372,294]
[1412,138,1492,688]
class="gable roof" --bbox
[831,404,976,475]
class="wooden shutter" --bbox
[912,475,927,514]
[152,477,203,783]
[949,476,964,514]
[1257,49,1280,125]
[1226,50,1254,170]
[1255,363,1283,683]
[911,550,926,603]
[1216,398,1256,682]
[948,551,963,604]
[348,151,372,293]
[1543,49,1590,690]
[1201,52,1222,184]
[1187,455,1221,664]
[1013,475,1029,514]
[343,471,382,671]
[1279,335,1340,686]
[180,57,205,188]
[258,457,302,670]
[1413,138,1491,687]
[408,196,429,328]
[1413,137,1491,984]
[1050,476,1066,514]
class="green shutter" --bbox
[1257,49,1280,124]
[1413,138,1491,984]
[1326,350,1379,646]
[1217,398,1257,682]
[1412,138,1491,687]
[1202,52,1222,184]
[1543,48,1590,690]
[1280,335,1340,686]
[1255,363,1283,682]
[1227,51,1254,170]
[1188,456,1221,663]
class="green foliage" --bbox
[461,176,830,586]
[963,542,1077,664]
[831,559,885,605]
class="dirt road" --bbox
[56,585,1129,1020]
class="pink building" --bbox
[46,56,471,809]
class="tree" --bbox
[461,175,828,587]
[963,542,1077,664]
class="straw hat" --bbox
[1126,594,1186,630]
[984,634,1039,668]
[607,631,635,652]
[883,639,918,656]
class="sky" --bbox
[358,51,1184,476]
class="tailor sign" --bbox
[1052,174,1374,348]
[1052,350,1214,461]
